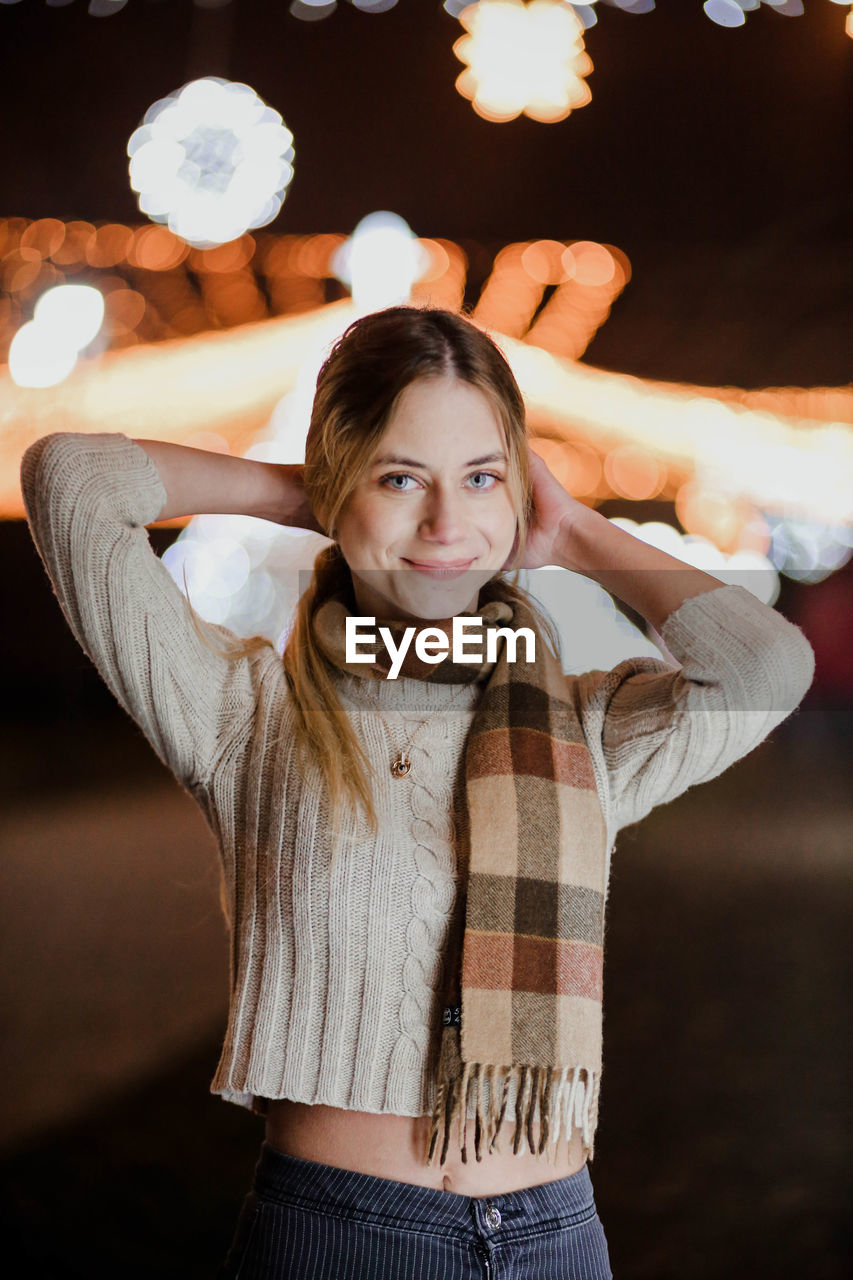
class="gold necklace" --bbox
[364,679,472,778]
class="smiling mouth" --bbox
[402,558,475,577]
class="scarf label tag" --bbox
[442,1004,462,1028]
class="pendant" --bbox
[391,755,411,778]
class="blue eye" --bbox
[382,474,417,491]
[468,471,499,490]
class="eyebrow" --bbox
[371,452,508,469]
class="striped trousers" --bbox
[218,1141,613,1279]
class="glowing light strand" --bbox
[453,0,593,123]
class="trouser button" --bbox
[485,1205,502,1230]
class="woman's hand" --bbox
[276,464,326,535]
[502,445,592,572]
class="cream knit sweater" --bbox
[21,432,816,1123]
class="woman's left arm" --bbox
[514,447,817,833]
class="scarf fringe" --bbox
[426,1029,599,1167]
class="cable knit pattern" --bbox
[20,431,816,1123]
[388,715,459,1110]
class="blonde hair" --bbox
[186,306,562,868]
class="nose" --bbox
[418,485,468,544]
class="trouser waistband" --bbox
[252,1141,597,1242]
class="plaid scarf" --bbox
[314,580,607,1168]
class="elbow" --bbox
[788,624,817,708]
[22,431,74,470]
[721,591,817,720]
[20,433,66,521]
[21,431,56,480]
[762,618,816,719]
[20,432,79,505]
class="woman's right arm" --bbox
[131,437,324,531]
[20,432,313,789]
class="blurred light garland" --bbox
[1,216,851,573]
[128,78,295,249]
[452,0,593,122]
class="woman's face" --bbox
[334,374,518,623]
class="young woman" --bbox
[21,306,815,1279]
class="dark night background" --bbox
[1,1,851,1276]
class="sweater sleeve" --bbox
[575,582,816,834]
[20,431,275,789]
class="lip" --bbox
[402,558,475,578]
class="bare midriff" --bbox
[264,1099,587,1197]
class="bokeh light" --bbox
[765,515,853,584]
[128,225,190,272]
[289,0,337,19]
[703,0,746,26]
[604,444,667,501]
[8,322,79,389]
[331,212,430,312]
[453,0,593,123]
[570,5,598,29]
[9,284,104,388]
[86,223,134,268]
[128,78,295,249]
[33,284,105,350]
[410,238,468,311]
[20,219,66,258]
[532,437,605,500]
[88,0,130,14]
